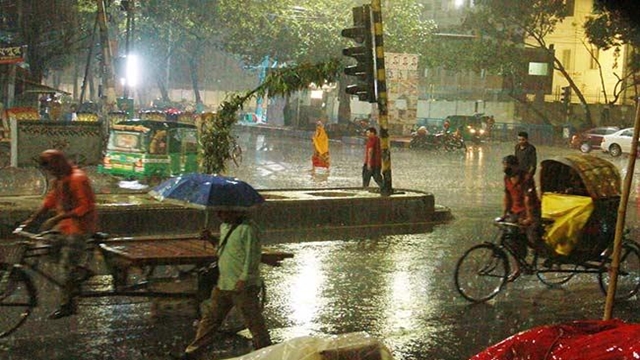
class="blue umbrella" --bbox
[149,173,264,213]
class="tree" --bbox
[584,1,640,105]
[460,0,595,126]
[10,0,89,84]
[211,0,434,122]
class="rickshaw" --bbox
[455,154,640,302]
[98,119,199,181]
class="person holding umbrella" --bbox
[173,180,271,358]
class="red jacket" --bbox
[43,166,97,235]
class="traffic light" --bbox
[561,86,571,105]
[341,5,376,103]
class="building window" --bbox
[562,49,572,72]
[563,0,575,16]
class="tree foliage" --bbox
[460,0,601,125]
[8,0,92,82]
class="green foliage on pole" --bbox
[199,59,342,174]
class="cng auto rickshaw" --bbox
[455,154,640,302]
[99,119,199,180]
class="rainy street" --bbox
[3,132,640,360]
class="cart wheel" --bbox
[455,243,509,302]
[0,263,37,339]
[536,259,576,286]
[598,242,640,300]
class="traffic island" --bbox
[96,187,450,243]
[0,187,452,242]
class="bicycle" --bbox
[0,226,287,339]
[0,229,206,338]
[454,219,640,303]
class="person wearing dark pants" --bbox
[362,127,383,188]
[180,210,271,359]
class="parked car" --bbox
[570,126,619,153]
[600,127,635,157]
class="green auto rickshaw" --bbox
[99,119,199,180]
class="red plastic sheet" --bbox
[470,319,640,360]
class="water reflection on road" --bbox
[3,133,640,360]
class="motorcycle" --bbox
[409,127,466,151]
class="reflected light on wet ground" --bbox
[4,134,640,360]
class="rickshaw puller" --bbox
[501,155,541,281]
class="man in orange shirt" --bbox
[21,149,98,319]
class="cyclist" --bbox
[20,149,98,319]
[501,155,541,281]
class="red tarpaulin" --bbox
[470,319,640,360]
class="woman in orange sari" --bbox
[311,121,330,172]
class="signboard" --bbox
[0,46,25,65]
[503,47,553,95]
[11,120,104,167]
[385,52,419,134]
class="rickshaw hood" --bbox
[540,154,620,199]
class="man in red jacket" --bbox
[21,149,98,319]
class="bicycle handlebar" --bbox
[493,219,521,228]
[13,228,61,241]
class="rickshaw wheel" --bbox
[455,243,509,302]
[536,259,576,286]
[598,242,640,300]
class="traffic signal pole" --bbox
[371,0,392,196]
[341,1,392,195]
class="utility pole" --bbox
[123,0,134,99]
[96,0,116,115]
[371,0,392,195]
[341,1,392,195]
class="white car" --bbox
[600,127,635,157]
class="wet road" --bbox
[2,133,640,360]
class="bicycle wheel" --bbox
[455,243,509,302]
[536,259,576,286]
[0,263,37,338]
[599,242,640,300]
